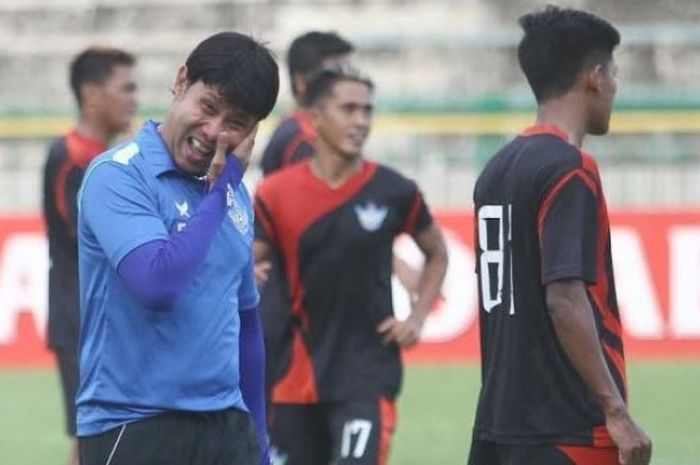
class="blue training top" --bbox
[76,120,259,436]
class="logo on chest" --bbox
[227,183,250,235]
[354,201,388,232]
[175,200,190,218]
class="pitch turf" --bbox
[0,362,697,464]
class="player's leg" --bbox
[328,397,397,465]
[55,348,79,465]
[268,403,330,465]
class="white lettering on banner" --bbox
[392,230,477,343]
[0,233,48,344]
[669,227,700,338]
[611,228,665,339]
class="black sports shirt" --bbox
[255,160,432,403]
[472,124,625,446]
[43,130,106,351]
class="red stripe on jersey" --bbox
[403,191,422,234]
[281,110,315,168]
[586,258,624,353]
[580,150,599,175]
[257,161,378,403]
[53,157,75,231]
[536,169,597,241]
[557,445,619,465]
[521,124,570,142]
[53,131,106,235]
[603,340,628,389]
[379,397,397,465]
[66,129,106,169]
[272,329,319,403]
[256,161,378,325]
[591,425,615,447]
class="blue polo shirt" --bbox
[76,120,259,436]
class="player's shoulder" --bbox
[45,134,69,160]
[519,132,582,169]
[372,162,417,189]
[83,140,145,187]
[256,160,308,196]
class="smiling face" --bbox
[160,67,257,176]
[312,79,373,161]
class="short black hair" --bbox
[287,31,354,97]
[185,31,280,120]
[517,6,620,103]
[303,63,373,107]
[70,46,135,108]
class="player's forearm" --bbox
[546,281,626,415]
[116,159,244,310]
[411,245,448,320]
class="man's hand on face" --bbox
[207,125,258,190]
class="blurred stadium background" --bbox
[1,0,699,464]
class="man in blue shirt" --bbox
[76,32,279,465]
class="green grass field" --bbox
[0,362,698,464]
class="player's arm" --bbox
[540,170,651,465]
[379,224,448,348]
[546,281,651,465]
[252,186,278,287]
[84,131,253,311]
[253,240,273,287]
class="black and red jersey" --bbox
[43,129,106,350]
[255,160,432,403]
[260,110,315,176]
[472,124,625,446]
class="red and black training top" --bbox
[260,110,315,176]
[42,129,106,351]
[472,124,625,446]
[255,160,432,403]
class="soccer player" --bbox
[254,65,448,465]
[257,31,354,412]
[470,6,651,465]
[42,46,137,465]
[76,32,279,465]
[260,31,354,175]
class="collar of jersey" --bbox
[520,124,569,142]
[136,119,180,177]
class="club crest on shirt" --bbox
[227,185,250,235]
[354,201,388,232]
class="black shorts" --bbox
[79,408,260,465]
[269,398,396,465]
[467,439,620,465]
[54,347,79,436]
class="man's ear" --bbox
[292,73,306,100]
[173,65,189,97]
[584,63,604,94]
[309,104,322,129]
[81,83,101,109]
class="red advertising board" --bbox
[1,212,699,368]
